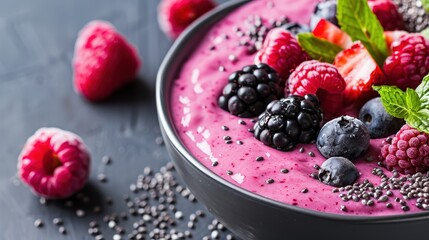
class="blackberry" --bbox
[218,63,283,118]
[392,0,429,32]
[253,94,323,151]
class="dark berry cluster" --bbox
[218,63,283,118]
[253,94,323,151]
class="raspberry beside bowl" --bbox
[156,1,429,239]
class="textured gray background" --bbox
[0,0,232,239]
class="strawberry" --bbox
[312,19,352,49]
[158,0,216,39]
[334,41,386,106]
[73,20,141,101]
[368,0,406,31]
[384,30,407,49]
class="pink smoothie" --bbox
[170,0,422,215]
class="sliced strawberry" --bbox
[384,30,407,49]
[312,19,352,49]
[334,41,386,107]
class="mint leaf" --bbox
[337,0,388,67]
[373,85,408,119]
[297,33,343,63]
[407,110,429,133]
[406,88,421,112]
[416,74,429,108]
[375,78,429,134]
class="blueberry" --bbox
[316,116,370,159]
[358,97,405,139]
[280,22,310,36]
[318,157,359,187]
[310,0,339,30]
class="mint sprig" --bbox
[374,74,429,133]
[297,33,343,63]
[337,0,388,67]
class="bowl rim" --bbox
[156,0,429,222]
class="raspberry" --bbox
[383,33,429,90]
[253,94,323,151]
[18,128,90,199]
[288,60,346,120]
[368,0,406,31]
[73,20,141,101]
[380,125,429,174]
[158,0,216,39]
[255,28,310,80]
[218,63,283,118]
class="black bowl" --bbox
[156,1,429,239]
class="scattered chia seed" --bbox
[225,140,233,144]
[340,205,348,212]
[34,219,43,228]
[266,178,274,184]
[212,161,219,167]
[313,164,320,170]
[155,137,164,145]
[310,172,318,179]
[58,226,67,235]
[226,170,233,175]
[301,188,309,193]
[76,209,85,217]
[228,54,237,63]
[308,151,315,157]
[102,155,112,165]
[218,66,226,72]
[299,147,305,153]
[52,218,63,225]
[97,173,107,183]
[236,140,243,145]
[256,156,264,162]
[238,120,246,125]
[280,168,289,174]
[221,126,229,131]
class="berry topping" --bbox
[158,0,216,39]
[317,116,370,159]
[383,33,429,90]
[280,22,310,36]
[392,0,429,32]
[310,0,339,30]
[380,125,429,174]
[18,128,90,199]
[288,60,346,119]
[73,20,141,101]
[368,0,406,31]
[255,28,310,79]
[334,41,386,106]
[312,19,352,49]
[218,63,283,118]
[318,157,360,187]
[359,97,405,138]
[253,94,323,151]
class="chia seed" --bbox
[280,168,289,174]
[238,120,246,125]
[266,178,274,184]
[256,156,264,162]
[226,170,233,175]
[301,188,309,193]
[34,219,44,228]
[308,151,315,157]
[212,161,219,167]
[236,140,243,145]
[225,140,233,144]
[299,147,305,153]
[221,126,229,131]
[218,66,226,72]
[102,155,112,165]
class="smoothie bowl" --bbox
[156,0,429,239]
